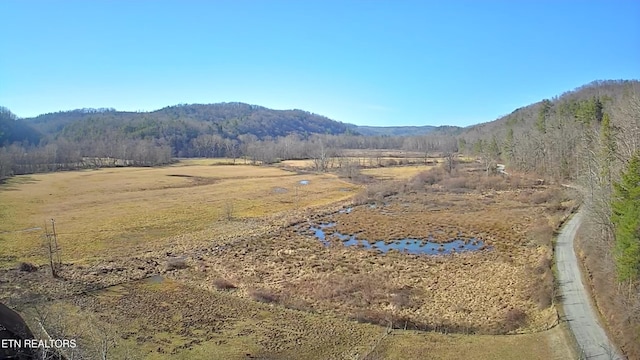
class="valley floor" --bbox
[0,159,578,359]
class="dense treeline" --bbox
[347,124,462,136]
[0,139,172,179]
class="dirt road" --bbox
[555,209,623,359]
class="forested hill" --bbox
[456,79,640,180]
[26,102,355,141]
[459,79,639,142]
[0,107,42,145]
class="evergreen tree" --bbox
[472,139,484,155]
[575,97,604,124]
[488,136,501,159]
[457,138,467,153]
[612,151,640,282]
[502,127,515,164]
[536,99,552,134]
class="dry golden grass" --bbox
[176,157,246,165]
[0,157,579,358]
[188,186,569,335]
[17,275,574,360]
[20,277,383,360]
[367,324,575,360]
[360,165,435,180]
[0,160,359,266]
[279,159,317,168]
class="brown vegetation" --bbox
[212,278,237,291]
[576,224,640,359]
[503,308,528,333]
[180,166,572,336]
[165,257,188,271]
[18,262,38,272]
[0,156,581,357]
[248,288,279,304]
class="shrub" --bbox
[503,308,528,332]
[411,167,446,186]
[351,309,391,326]
[385,159,398,166]
[531,270,554,309]
[508,175,524,188]
[352,191,371,205]
[353,181,403,205]
[18,262,37,272]
[480,175,510,191]
[212,278,236,290]
[165,257,188,271]
[441,177,468,191]
[389,288,414,310]
[223,200,234,221]
[249,289,279,303]
[530,189,555,204]
[528,219,554,247]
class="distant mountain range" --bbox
[347,125,462,136]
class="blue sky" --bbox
[1,1,638,126]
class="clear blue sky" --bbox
[1,0,638,126]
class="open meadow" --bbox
[0,158,577,359]
[0,159,358,266]
[359,165,436,180]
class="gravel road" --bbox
[555,209,623,359]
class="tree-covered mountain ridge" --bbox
[457,79,640,179]
[24,102,356,141]
[460,80,639,142]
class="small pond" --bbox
[307,222,489,255]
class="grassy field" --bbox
[1,158,577,359]
[18,276,574,360]
[20,277,383,360]
[366,324,575,360]
[187,188,566,335]
[0,160,359,266]
[359,165,435,180]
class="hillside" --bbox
[456,79,640,179]
[453,79,640,358]
[0,107,42,146]
[26,102,355,141]
[459,80,639,144]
